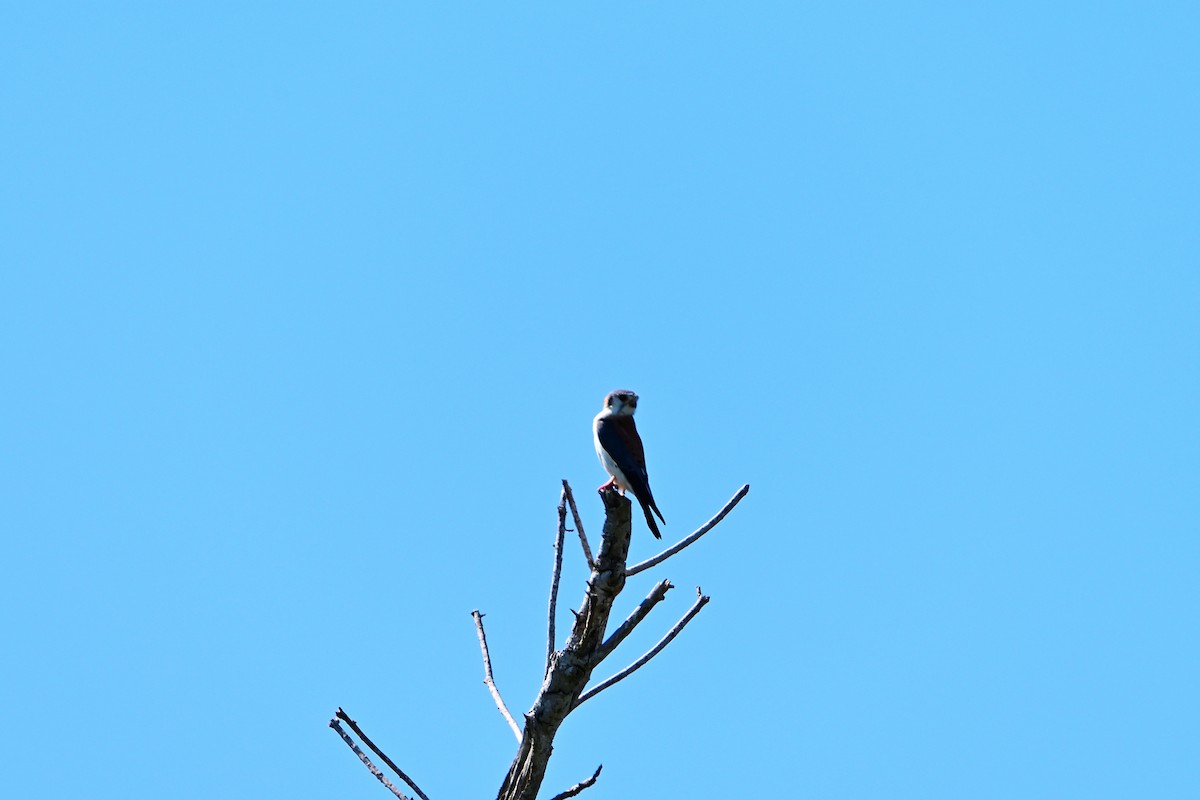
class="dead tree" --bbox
[330,480,750,800]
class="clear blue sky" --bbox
[3,3,1197,798]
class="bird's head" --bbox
[602,389,639,416]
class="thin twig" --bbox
[626,484,750,577]
[575,588,711,707]
[562,479,595,569]
[472,610,523,742]
[329,716,413,800]
[548,764,604,800]
[592,579,673,666]
[333,709,431,800]
[548,488,568,676]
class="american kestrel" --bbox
[593,389,666,539]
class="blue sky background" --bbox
[3,3,1197,798]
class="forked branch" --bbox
[330,708,430,800]
[592,579,673,666]
[329,718,411,800]
[574,587,711,708]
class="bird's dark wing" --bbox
[596,415,666,537]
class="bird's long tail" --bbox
[642,502,663,539]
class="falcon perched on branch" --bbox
[593,389,666,539]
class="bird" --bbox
[593,389,666,539]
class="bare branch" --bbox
[592,579,673,666]
[472,610,523,742]
[548,764,603,800]
[574,587,711,708]
[562,479,595,569]
[548,488,568,676]
[329,715,414,800]
[333,709,431,800]
[626,484,750,577]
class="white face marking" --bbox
[608,393,637,416]
[598,391,639,417]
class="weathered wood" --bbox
[496,488,632,800]
[331,481,749,800]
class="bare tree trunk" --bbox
[330,482,749,800]
[497,490,632,800]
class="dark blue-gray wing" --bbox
[596,415,666,536]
